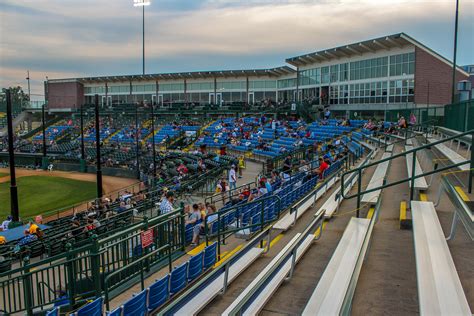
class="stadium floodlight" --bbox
[133,0,150,6]
[133,0,151,74]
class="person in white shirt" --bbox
[0,216,13,231]
[228,165,237,191]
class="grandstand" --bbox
[1,110,472,315]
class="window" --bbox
[321,67,330,84]
[349,57,388,81]
[389,52,415,76]
[389,79,414,102]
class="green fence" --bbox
[0,209,185,315]
[444,100,473,132]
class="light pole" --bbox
[133,0,150,75]
[26,70,31,101]
[451,0,460,104]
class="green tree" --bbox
[1,86,30,103]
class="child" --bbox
[238,156,245,178]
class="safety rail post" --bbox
[90,234,102,297]
[470,130,474,193]
[217,211,221,260]
[180,203,186,251]
[22,257,33,316]
[65,243,77,308]
[410,149,417,201]
[356,169,362,218]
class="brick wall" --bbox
[46,81,84,110]
[414,47,469,105]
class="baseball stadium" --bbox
[1,1,473,316]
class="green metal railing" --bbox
[341,129,474,214]
[203,194,282,259]
[0,208,186,315]
[104,244,173,310]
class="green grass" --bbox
[0,176,97,219]
[0,172,8,178]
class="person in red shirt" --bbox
[315,157,329,179]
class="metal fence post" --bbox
[469,131,474,193]
[90,234,102,297]
[65,243,76,308]
[180,203,186,251]
[22,257,33,316]
[410,150,417,201]
[356,169,362,218]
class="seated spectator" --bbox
[160,191,175,215]
[191,204,218,246]
[315,157,329,179]
[265,178,273,193]
[0,215,12,231]
[185,204,201,226]
[28,221,39,235]
[16,230,38,250]
[0,235,6,245]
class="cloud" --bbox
[0,0,473,98]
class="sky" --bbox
[1,0,473,100]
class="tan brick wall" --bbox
[414,47,468,105]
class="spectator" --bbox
[192,204,217,246]
[282,155,292,173]
[185,204,201,226]
[228,165,237,191]
[265,178,273,193]
[28,221,39,235]
[216,178,228,204]
[315,157,329,179]
[160,191,175,215]
[0,215,12,231]
[238,156,245,178]
[16,230,38,249]
[409,113,417,126]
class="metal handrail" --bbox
[104,244,172,310]
[204,194,282,259]
[157,227,273,315]
[341,129,474,212]
[226,211,324,315]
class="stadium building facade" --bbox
[46,33,469,113]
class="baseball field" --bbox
[0,168,139,220]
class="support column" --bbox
[246,76,249,107]
[6,90,19,222]
[94,95,103,198]
[184,79,187,105]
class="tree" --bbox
[1,86,30,103]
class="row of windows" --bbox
[297,52,415,87]
[85,80,277,94]
[84,91,276,105]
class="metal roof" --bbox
[54,66,296,84]
[286,33,410,67]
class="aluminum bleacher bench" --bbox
[385,144,394,152]
[167,247,263,314]
[427,138,469,172]
[405,146,428,191]
[411,201,471,315]
[223,233,314,315]
[361,152,392,205]
[302,217,371,315]
[274,176,338,231]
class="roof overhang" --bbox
[51,66,296,84]
[286,33,410,67]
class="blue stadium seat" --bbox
[147,275,169,312]
[46,307,59,316]
[203,242,217,270]
[74,297,103,316]
[106,307,122,316]
[187,251,204,282]
[170,263,188,295]
[123,289,147,316]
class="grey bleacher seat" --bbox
[405,146,428,191]
[411,201,471,315]
[174,247,264,314]
[427,138,469,172]
[302,217,371,315]
[361,152,392,205]
[223,233,313,315]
